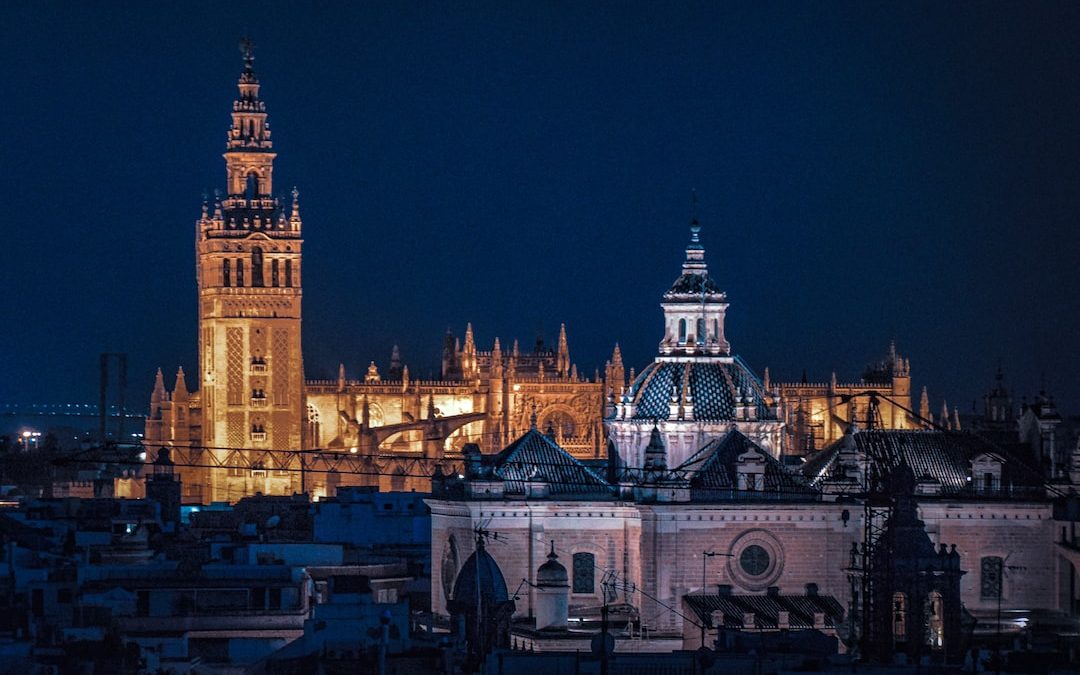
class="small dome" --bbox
[451,539,509,610]
[537,542,568,587]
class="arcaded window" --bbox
[245,172,258,199]
[696,318,706,344]
[236,259,245,287]
[572,552,595,593]
[271,259,279,287]
[892,592,906,641]
[927,591,944,649]
[251,247,264,287]
[678,319,687,343]
[284,259,293,288]
[222,259,231,287]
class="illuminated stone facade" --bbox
[775,342,917,456]
[305,323,606,462]
[145,50,607,502]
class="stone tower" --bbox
[196,42,304,499]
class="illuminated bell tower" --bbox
[196,42,304,499]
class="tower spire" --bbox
[556,323,570,378]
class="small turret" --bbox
[151,368,166,407]
[389,344,403,380]
[919,386,931,424]
[535,542,569,630]
[556,323,570,378]
[173,367,189,402]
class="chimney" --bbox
[716,584,733,597]
[777,611,789,630]
[766,586,780,598]
[813,612,826,629]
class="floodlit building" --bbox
[145,49,611,503]
[429,225,1080,665]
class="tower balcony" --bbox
[251,391,268,407]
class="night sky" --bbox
[2,2,1079,417]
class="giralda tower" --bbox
[195,42,304,499]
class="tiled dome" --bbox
[627,357,775,422]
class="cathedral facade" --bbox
[429,226,1075,660]
[144,50,608,503]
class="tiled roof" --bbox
[491,429,614,496]
[802,429,1045,496]
[683,592,844,630]
[678,430,815,499]
[628,357,775,422]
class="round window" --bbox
[739,544,770,577]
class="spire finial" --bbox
[240,36,255,70]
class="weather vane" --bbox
[240,36,255,65]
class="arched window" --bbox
[284,259,293,287]
[306,405,320,448]
[892,592,907,641]
[696,318,706,345]
[678,319,687,344]
[245,172,258,200]
[222,259,231,287]
[271,259,280,287]
[927,591,944,649]
[572,552,595,593]
[713,319,719,342]
[251,247,264,287]
[236,259,245,287]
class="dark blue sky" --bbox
[2,1,1078,416]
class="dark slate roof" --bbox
[491,429,614,496]
[628,356,775,422]
[678,430,816,500]
[801,429,1045,496]
[683,592,844,630]
[664,272,726,298]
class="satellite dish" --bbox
[265,515,281,529]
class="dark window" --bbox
[223,259,231,287]
[739,545,770,577]
[271,259,279,287]
[284,259,293,287]
[245,172,258,200]
[696,318,706,344]
[57,588,72,604]
[678,319,687,343]
[31,589,43,617]
[251,587,266,609]
[268,587,282,610]
[983,472,994,491]
[572,552,595,593]
[251,247,264,287]
[237,259,245,287]
[981,556,1003,600]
